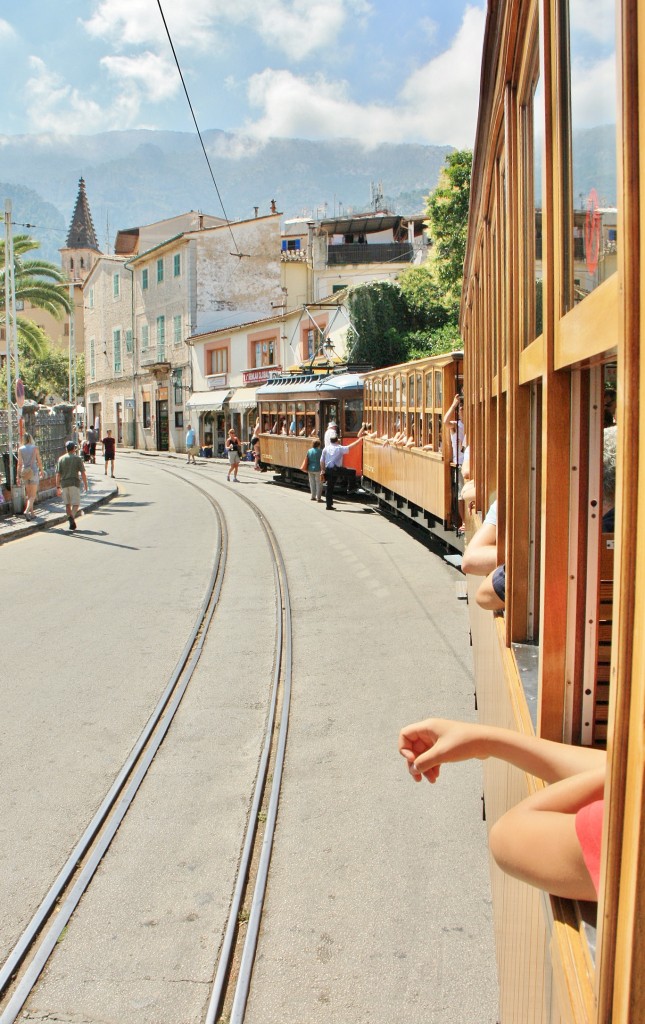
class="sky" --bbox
[0,0,489,150]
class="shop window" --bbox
[175,411,184,428]
[143,402,151,428]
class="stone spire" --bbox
[66,177,100,251]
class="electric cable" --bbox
[156,0,247,260]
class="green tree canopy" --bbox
[346,280,411,368]
[0,234,72,359]
[0,338,84,406]
[425,149,473,301]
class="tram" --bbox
[458,0,643,1021]
[361,352,464,541]
[256,371,364,485]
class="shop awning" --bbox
[227,386,258,412]
[186,389,232,412]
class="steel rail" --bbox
[0,483,228,1024]
[204,496,293,1024]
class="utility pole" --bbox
[68,281,77,441]
[4,200,17,480]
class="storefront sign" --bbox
[207,374,228,389]
[157,387,168,400]
[243,366,282,384]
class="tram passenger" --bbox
[398,717,605,901]
[461,500,498,576]
[324,420,339,446]
[476,563,506,611]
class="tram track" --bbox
[0,459,294,1024]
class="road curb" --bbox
[0,486,119,545]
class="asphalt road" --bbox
[1,453,499,1023]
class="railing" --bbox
[326,242,414,266]
[140,347,169,366]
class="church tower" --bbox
[59,177,102,284]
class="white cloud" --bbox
[241,5,486,148]
[569,0,615,43]
[571,54,617,127]
[0,18,17,41]
[101,50,180,102]
[82,0,370,60]
[24,56,141,134]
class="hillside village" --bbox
[38,178,430,456]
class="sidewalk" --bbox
[0,477,118,545]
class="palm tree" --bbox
[0,234,72,359]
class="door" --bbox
[156,400,169,451]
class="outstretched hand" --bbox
[398,718,487,784]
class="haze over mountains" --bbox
[0,125,617,266]
[0,129,453,264]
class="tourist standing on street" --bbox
[186,423,198,464]
[17,432,43,521]
[226,428,241,482]
[86,424,97,463]
[56,440,88,531]
[102,429,116,478]
[320,427,365,510]
[304,439,323,501]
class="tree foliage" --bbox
[0,234,72,359]
[0,339,84,406]
[425,149,473,300]
[345,151,473,368]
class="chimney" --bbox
[270,199,277,214]
[254,206,259,218]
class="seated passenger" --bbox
[476,563,506,611]
[398,717,605,901]
[462,499,498,576]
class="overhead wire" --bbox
[155,0,248,260]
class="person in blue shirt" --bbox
[185,424,198,464]
[305,439,323,501]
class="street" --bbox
[1,453,499,1023]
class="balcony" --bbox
[140,347,171,374]
[326,242,414,266]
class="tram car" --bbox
[256,371,364,487]
[361,352,464,543]
[458,0,643,1021]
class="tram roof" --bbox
[361,351,464,378]
[256,372,363,396]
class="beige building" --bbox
[83,209,283,451]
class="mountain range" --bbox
[0,124,617,266]
[0,130,454,264]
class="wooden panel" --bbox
[519,335,545,384]
[554,275,619,370]
[468,590,595,1023]
[362,439,449,521]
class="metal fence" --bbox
[1,405,73,487]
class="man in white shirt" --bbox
[320,427,365,510]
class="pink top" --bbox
[575,799,604,894]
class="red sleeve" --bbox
[575,799,604,895]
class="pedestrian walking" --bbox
[102,429,116,478]
[320,427,365,510]
[56,440,88,531]
[226,428,241,481]
[186,423,198,464]
[17,432,44,521]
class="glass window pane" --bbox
[565,0,617,309]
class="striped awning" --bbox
[227,386,258,412]
[186,389,232,412]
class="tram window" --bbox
[416,374,422,408]
[305,413,316,437]
[408,374,414,407]
[435,415,443,453]
[344,400,362,435]
[435,373,443,409]
[401,375,406,409]
[261,414,272,433]
[519,35,544,347]
[425,415,433,449]
[562,0,617,310]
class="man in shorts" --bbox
[56,440,88,531]
[102,428,116,477]
[185,423,198,464]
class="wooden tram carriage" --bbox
[361,353,465,536]
[256,372,364,483]
[459,0,644,1021]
